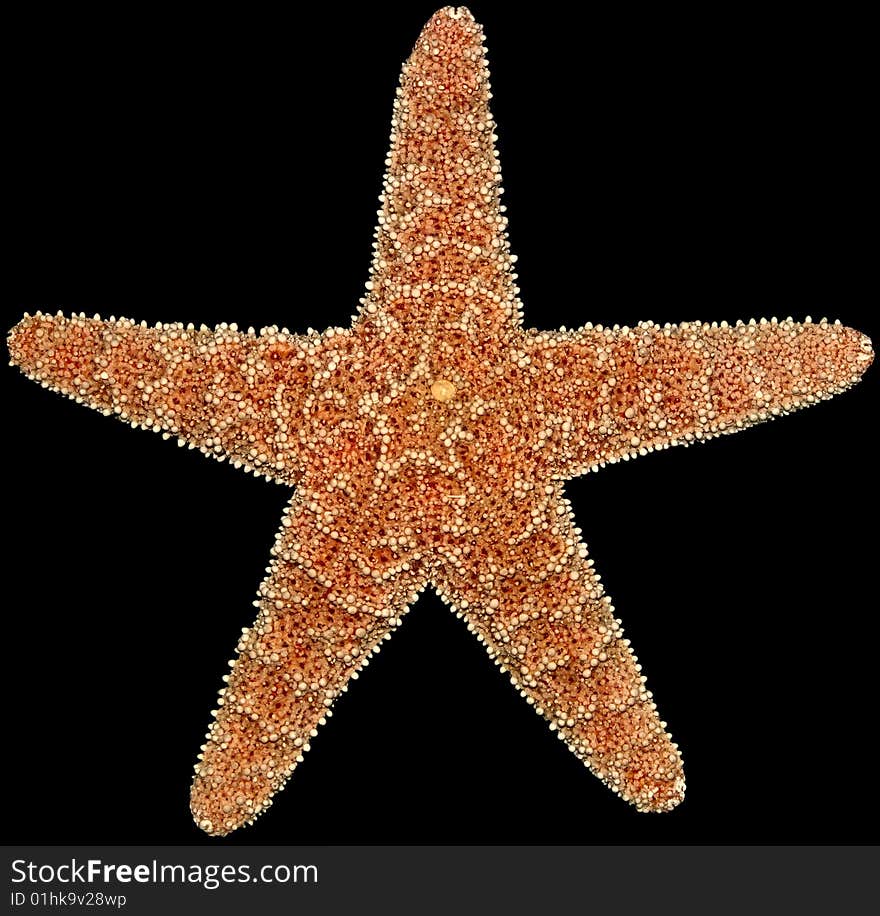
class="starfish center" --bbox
[430,378,456,402]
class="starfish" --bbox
[7,7,872,837]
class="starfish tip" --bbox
[857,328,874,365]
[423,5,480,40]
[434,6,475,22]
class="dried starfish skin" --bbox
[7,7,873,836]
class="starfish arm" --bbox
[360,7,520,336]
[7,311,326,483]
[190,490,426,836]
[433,495,685,813]
[526,319,873,476]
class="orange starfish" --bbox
[7,7,872,836]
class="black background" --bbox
[5,2,876,845]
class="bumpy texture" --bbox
[8,7,873,835]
